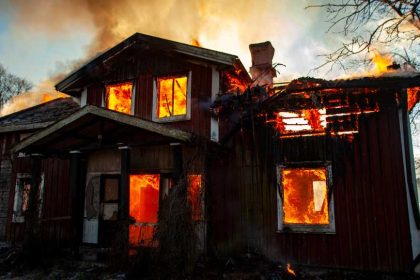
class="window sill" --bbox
[277,225,336,234]
[153,115,190,123]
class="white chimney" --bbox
[249,41,276,88]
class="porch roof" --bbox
[12,105,193,155]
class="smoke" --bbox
[1,0,328,115]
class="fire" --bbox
[370,51,393,75]
[157,76,187,118]
[191,38,201,47]
[267,109,326,135]
[188,175,203,221]
[0,91,68,116]
[129,174,160,246]
[106,83,133,114]
[408,87,420,112]
[281,168,329,224]
[286,263,296,277]
[223,70,248,94]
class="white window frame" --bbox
[12,173,45,223]
[152,72,192,123]
[105,81,135,115]
[276,163,336,233]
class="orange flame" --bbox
[370,51,393,75]
[191,38,201,47]
[408,87,420,112]
[224,71,248,94]
[106,82,133,114]
[286,263,296,277]
[188,175,203,221]
[157,76,187,118]
[0,91,68,116]
[282,168,329,224]
[129,174,160,246]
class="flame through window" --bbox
[280,167,329,225]
[157,76,187,118]
[106,82,133,114]
[129,174,160,246]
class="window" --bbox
[105,82,133,114]
[101,176,119,221]
[277,164,335,233]
[153,73,191,122]
[12,175,31,223]
[129,174,160,246]
[188,174,204,221]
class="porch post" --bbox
[69,150,83,255]
[171,143,183,181]
[119,146,130,248]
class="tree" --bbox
[309,0,420,71]
[0,63,32,108]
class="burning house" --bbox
[1,32,420,273]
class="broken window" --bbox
[277,165,335,232]
[153,74,190,122]
[129,174,160,246]
[188,174,203,221]
[105,82,133,114]
[101,176,119,221]
[12,175,31,223]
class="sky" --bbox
[0,0,340,88]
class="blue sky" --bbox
[0,0,342,87]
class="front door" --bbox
[98,175,120,247]
[129,174,160,246]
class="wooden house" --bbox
[2,33,420,272]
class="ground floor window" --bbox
[277,164,335,233]
[188,174,204,221]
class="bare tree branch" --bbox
[0,63,32,109]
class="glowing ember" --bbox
[267,109,326,135]
[224,70,248,94]
[281,168,329,225]
[157,76,187,118]
[188,175,203,221]
[286,263,296,277]
[408,87,420,112]
[106,82,133,114]
[129,174,160,246]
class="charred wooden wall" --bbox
[208,89,413,272]
[87,54,213,138]
[1,131,72,246]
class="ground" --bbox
[0,243,418,279]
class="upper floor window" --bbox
[106,82,133,114]
[277,164,335,233]
[153,73,191,122]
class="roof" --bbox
[56,33,246,94]
[282,72,420,93]
[0,98,79,133]
[12,105,193,155]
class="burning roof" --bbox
[56,33,250,95]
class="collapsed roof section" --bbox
[56,33,250,95]
[212,73,420,140]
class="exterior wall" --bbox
[208,90,413,272]
[0,133,18,240]
[86,54,214,139]
[6,156,72,246]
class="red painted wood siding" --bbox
[208,90,413,272]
